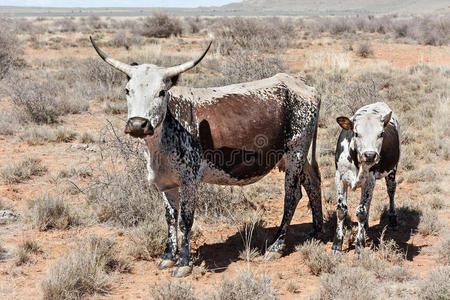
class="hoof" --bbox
[171,266,192,278]
[264,251,282,261]
[156,259,175,270]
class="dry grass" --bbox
[140,13,182,38]
[1,157,47,184]
[15,239,42,266]
[0,18,23,79]
[150,281,196,300]
[128,220,166,260]
[41,236,128,300]
[419,266,450,300]
[436,236,450,266]
[19,125,77,145]
[418,209,443,236]
[296,239,341,275]
[356,41,374,58]
[212,268,277,300]
[29,194,80,231]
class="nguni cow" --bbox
[332,102,401,253]
[90,37,323,277]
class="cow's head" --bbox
[90,37,211,138]
[337,111,392,166]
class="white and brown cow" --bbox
[332,102,401,253]
[90,38,323,277]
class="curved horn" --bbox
[165,41,212,77]
[90,36,132,75]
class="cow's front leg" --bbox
[332,173,348,253]
[156,189,179,270]
[355,173,375,253]
[171,183,198,277]
[385,168,398,231]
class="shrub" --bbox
[296,239,341,275]
[1,157,47,184]
[356,41,374,58]
[19,125,77,145]
[140,13,182,38]
[41,236,127,300]
[128,220,166,260]
[418,209,442,236]
[52,18,77,32]
[419,266,450,300]
[0,18,23,80]
[150,281,196,300]
[213,17,295,55]
[15,239,42,266]
[212,268,277,300]
[437,236,450,265]
[30,194,79,231]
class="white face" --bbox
[353,115,385,165]
[125,64,174,130]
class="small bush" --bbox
[212,268,277,300]
[296,239,341,275]
[406,166,439,183]
[19,125,77,145]
[30,194,79,231]
[15,239,42,266]
[1,157,47,184]
[140,13,182,38]
[128,220,166,260]
[419,266,450,300]
[437,236,450,265]
[0,18,23,80]
[150,281,196,300]
[41,236,126,300]
[356,41,374,58]
[418,209,442,236]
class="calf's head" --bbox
[90,37,211,138]
[337,111,392,166]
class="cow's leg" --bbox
[171,183,198,277]
[301,160,323,236]
[332,172,348,253]
[385,168,398,231]
[156,189,179,270]
[265,151,304,260]
[355,172,375,253]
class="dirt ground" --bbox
[0,28,449,299]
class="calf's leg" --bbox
[332,173,348,253]
[355,172,375,253]
[156,189,179,270]
[385,168,398,231]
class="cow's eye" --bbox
[159,90,166,97]
[125,88,130,95]
[354,132,359,138]
[379,132,384,138]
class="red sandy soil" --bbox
[0,35,448,299]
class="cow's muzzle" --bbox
[361,151,379,164]
[125,117,154,138]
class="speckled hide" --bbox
[144,74,323,275]
[332,102,401,253]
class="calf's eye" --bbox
[125,88,130,95]
[159,90,166,97]
[379,132,384,138]
[354,132,359,137]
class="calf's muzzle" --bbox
[125,117,154,138]
[362,151,378,163]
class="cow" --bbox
[90,37,323,277]
[332,102,401,253]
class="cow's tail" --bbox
[311,101,320,178]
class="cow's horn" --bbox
[90,36,132,75]
[165,41,212,77]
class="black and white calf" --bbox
[332,102,401,253]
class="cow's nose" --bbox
[125,117,154,137]
[363,151,377,163]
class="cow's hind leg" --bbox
[156,189,179,270]
[265,153,304,260]
[171,183,198,277]
[301,160,323,236]
[332,173,348,253]
[385,168,398,231]
[355,172,375,253]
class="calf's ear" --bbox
[383,111,392,129]
[336,117,353,131]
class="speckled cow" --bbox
[90,38,323,277]
[332,102,401,253]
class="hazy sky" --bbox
[0,0,238,8]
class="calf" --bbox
[332,102,401,253]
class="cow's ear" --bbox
[336,117,353,131]
[383,111,392,129]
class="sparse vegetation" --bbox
[41,236,128,300]
[150,281,196,300]
[212,268,277,300]
[296,239,341,275]
[15,239,42,266]
[356,41,374,58]
[1,157,47,184]
[19,125,77,145]
[419,266,450,300]
[0,18,23,79]
[141,13,182,38]
[30,194,79,231]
